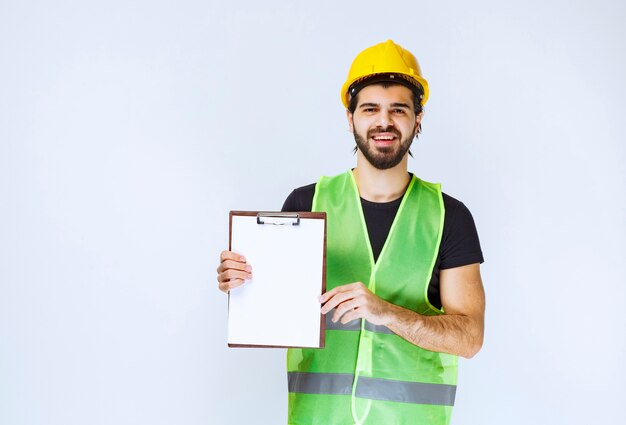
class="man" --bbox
[217,40,485,425]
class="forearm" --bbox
[384,303,484,359]
[320,266,486,358]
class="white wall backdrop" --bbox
[1,1,625,424]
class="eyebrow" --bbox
[358,102,411,109]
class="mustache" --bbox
[367,127,401,138]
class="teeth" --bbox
[373,136,394,140]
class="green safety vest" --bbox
[287,170,458,425]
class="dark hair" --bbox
[347,81,424,116]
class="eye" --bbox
[392,108,406,115]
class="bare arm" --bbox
[320,263,485,359]
[386,264,485,358]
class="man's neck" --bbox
[353,153,411,203]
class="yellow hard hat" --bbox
[341,40,429,108]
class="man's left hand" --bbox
[320,282,391,326]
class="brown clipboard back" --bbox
[227,211,327,349]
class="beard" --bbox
[353,126,415,170]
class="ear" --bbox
[413,111,423,135]
[415,111,423,126]
[346,109,354,133]
[413,111,424,138]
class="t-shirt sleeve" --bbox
[281,190,299,212]
[439,196,484,269]
[281,183,315,212]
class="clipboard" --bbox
[227,211,327,348]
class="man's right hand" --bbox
[216,250,252,293]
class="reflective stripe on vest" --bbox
[287,171,457,425]
[288,372,457,406]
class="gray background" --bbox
[1,0,625,424]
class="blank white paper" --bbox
[227,214,325,348]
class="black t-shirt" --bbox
[281,177,484,310]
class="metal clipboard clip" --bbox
[256,212,300,226]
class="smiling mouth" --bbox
[371,133,398,146]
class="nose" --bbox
[376,110,394,128]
